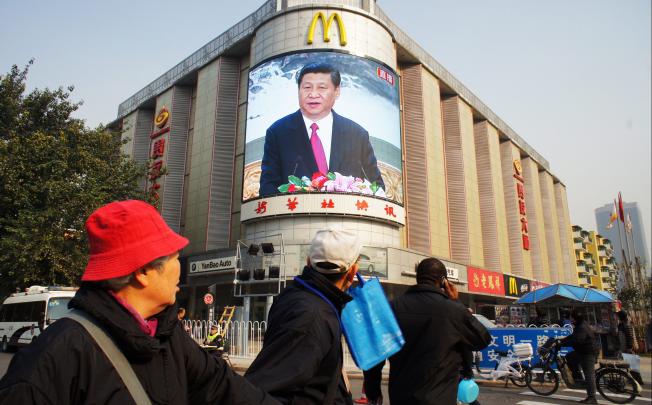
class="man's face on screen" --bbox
[298,72,340,121]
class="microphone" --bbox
[360,164,369,181]
[292,156,303,177]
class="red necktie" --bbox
[310,123,328,175]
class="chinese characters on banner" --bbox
[147,106,170,206]
[467,267,506,296]
[513,159,530,250]
[477,327,570,369]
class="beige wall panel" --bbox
[184,60,220,254]
[442,97,468,263]
[539,171,564,283]
[401,64,431,254]
[421,68,450,258]
[251,9,396,69]
[459,102,484,267]
[442,96,483,266]
[522,157,550,282]
[121,113,137,157]
[555,183,577,284]
[233,59,250,245]
[474,122,511,274]
[500,142,532,278]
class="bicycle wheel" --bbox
[596,368,638,404]
[526,364,559,396]
[509,362,530,387]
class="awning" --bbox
[515,283,614,305]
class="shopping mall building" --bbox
[114,0,577,324]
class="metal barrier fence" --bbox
[183,319,357,368]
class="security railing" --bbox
[183,319,357,368]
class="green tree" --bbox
[0,61,149,294]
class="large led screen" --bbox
[243,52,403,205]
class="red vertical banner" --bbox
[467,267,506,296]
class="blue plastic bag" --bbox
[458,379,479,404]
[341,274,405,370]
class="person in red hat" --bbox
[0,200,279,405]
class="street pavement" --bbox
[1,351,651,404]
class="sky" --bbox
[1,0,650,254]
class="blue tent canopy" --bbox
[515,283,614,305]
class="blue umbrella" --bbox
[515,283,614,305]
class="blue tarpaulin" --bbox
[514,283,614,305]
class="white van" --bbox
[0,285,77,351]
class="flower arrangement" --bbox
[277,172,386,198]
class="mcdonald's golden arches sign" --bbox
[307,12,347,46]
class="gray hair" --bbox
[99,255,171,292]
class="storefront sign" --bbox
[445,266,460,281]
[530,280,550,291]
[513,159,530,250]
[147,106,170,206]
[503,274,531,298]
[307,12,347,46]
[189,257,236,274]
[467,267,505,296]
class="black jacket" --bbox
[560,319,598,355]
[259,110,385,197]
[0,285,279,405]
[245,266,353,405]
[364,284,491,405]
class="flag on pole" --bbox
[606,200,618,229]
[618,192,625,222]
[625,213,633,234]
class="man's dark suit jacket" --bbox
[259,110,385,197]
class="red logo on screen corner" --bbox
[376,67,395,86]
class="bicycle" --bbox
[526,337,641,404]
[473,343,533,387]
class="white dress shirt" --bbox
[302,112,333,168]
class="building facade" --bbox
[115,0,577,322]
[595,201,650,276]
[572,225,617,292]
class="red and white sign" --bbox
[147,105,171,207]
[467,266,506,296]
[529,280,549,291]
[513,159,530,250]
[240,193,405,225]
[203,293,214,305]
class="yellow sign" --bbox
[154,106,170,129]
[513,159,522,176]
[307,12,347,46]
[508,276,518,296]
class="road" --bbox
[1,352,651,404]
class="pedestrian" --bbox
[557,310,599,404]
[0,200,279,405]
[617,310,638,354]
[460,348,481,405]
[245,229,361,404]
[178,307,192,334]
[364,257,491,405]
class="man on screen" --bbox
[258,62,385,197]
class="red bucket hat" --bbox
[82,200,189,281]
